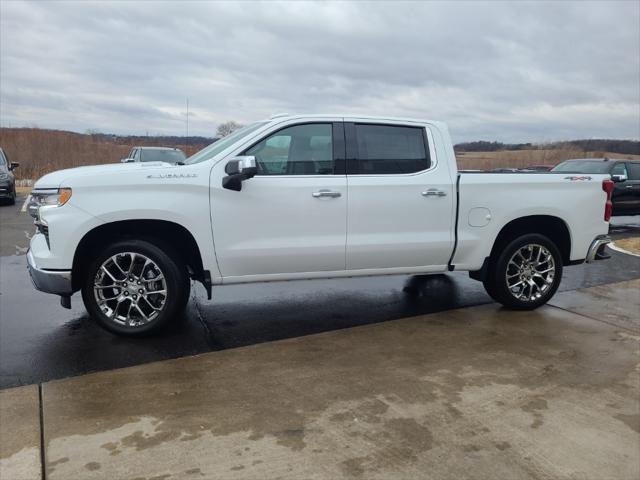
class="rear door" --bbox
[344,122,455,271]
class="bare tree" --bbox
[216,121,243,138]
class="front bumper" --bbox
[585,235,612,263]
[26,249,73,295]
[0,181,13,197]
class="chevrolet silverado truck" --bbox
[27,115,613,336]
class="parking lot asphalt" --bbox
[1,196,639,389]
[1,279,638,480]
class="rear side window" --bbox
[354,124,429,174]
[627,162,640,180]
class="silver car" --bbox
[121,146,186,164]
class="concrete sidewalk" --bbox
[1,280,639,480]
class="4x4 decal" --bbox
[564,176,592,181]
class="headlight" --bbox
[28,188,72,219]
[0,173,8,180]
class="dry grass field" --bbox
[0,128,210,180]
[456,149,640,170]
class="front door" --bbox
[345,122,455,271]
[210,122,347,280]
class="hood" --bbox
[33,162,173,188]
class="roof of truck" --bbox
[266,113,444,126]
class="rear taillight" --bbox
[602,179,614,222]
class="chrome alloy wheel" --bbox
[93,252,168,327]
[505,243,556,302]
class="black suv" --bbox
[0,148,19,205]
[552,158,640,216]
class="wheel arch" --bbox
[72,219,207,292]
[469,215,572,281]
[492,215,571,264]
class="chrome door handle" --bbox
[625,185,633,189]
[422,188,447,197]
[312,189,341,198]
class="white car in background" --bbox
[121,146,186,164]
[27,114,613,336]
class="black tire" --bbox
[81,239,190,336]
[483,233,563,310]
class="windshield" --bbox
[551,160,611,174]
[185,122,268,165]
[140,149,186,163]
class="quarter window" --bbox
[354,124,429,174]
[245,123,334,175]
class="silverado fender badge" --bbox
[147,173,198,179]
[564,176,592,181]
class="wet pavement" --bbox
[0,385,40,480]
[1,280,638,480]
[609,214,640,239]
[1,197,639,389]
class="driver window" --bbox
[245,123,334,175]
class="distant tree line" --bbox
[455,139,639,155]
[89,132,216,145]
[454,141,533,152]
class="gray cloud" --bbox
[1,0,638,142]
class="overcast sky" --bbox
[1,0,639,142]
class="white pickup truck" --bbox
[27,115,613,336]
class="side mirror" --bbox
[120,158,135,163]
[9,162,19,171]
[222,156,257,191]
[611,174,627,183]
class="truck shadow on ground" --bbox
[193,273,488,351]
[23,273,488,387]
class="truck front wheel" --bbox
[81,239,190,336]
[483,233,563,310]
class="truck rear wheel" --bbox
[81,239,190,336]
[483,233,563,310]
